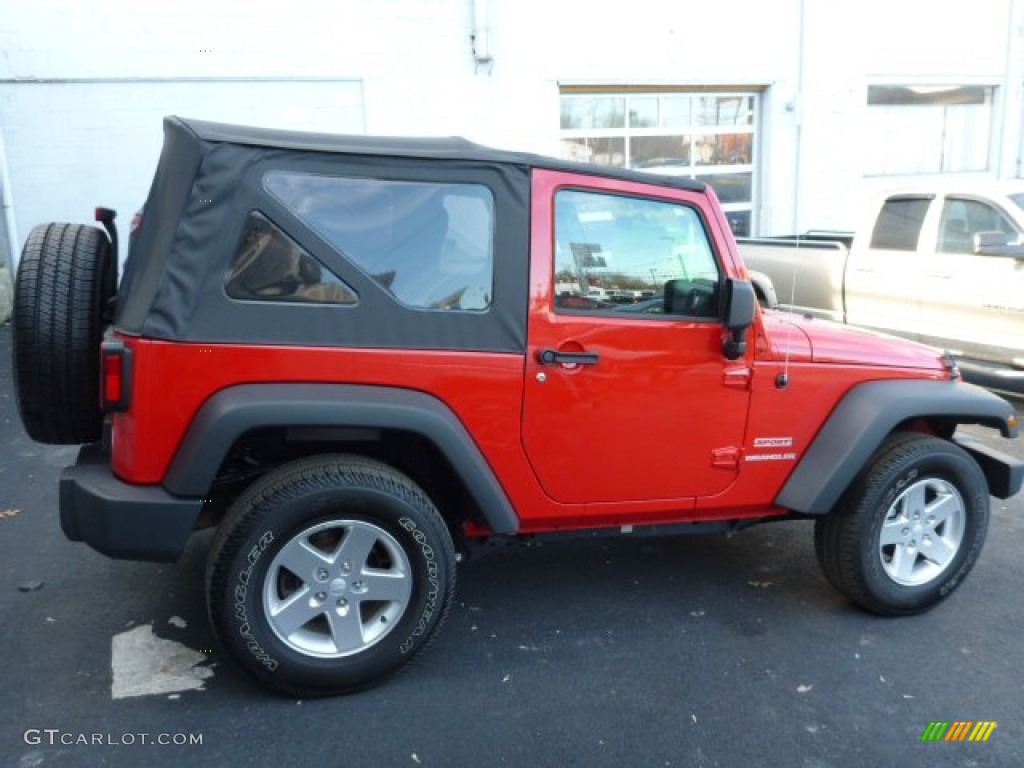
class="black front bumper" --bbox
[60,444,204,562]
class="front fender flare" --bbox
[775,379,1019,515]
[162,383,519,534]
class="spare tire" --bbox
[13,222,115,444]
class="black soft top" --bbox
[115,116,706,352]
[179,116,707,192]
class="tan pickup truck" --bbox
[740,183,1024,395]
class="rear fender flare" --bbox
[162,383,519,534]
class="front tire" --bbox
[206,455,456,697]
[814,433,990,616]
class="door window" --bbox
[553,189,720,319]
[937,198,1021,254]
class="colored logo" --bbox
[921,721,997,742]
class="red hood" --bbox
[760,311,946,370]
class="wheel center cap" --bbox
[328,577,348,595]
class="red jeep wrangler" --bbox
[12,117,1022,697]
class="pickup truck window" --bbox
[869,197,930,251]
[553,189,720,318]
[938,198,1020,254]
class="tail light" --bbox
[101,340,132,412]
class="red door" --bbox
[521,170,752,505]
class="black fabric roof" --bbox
[175,116,707,193]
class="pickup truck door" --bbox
[918,194,1024,363]
[520,169,752,505]
[844,195,932,340]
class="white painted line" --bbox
[111,624,213,700]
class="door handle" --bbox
[536,349,600,366]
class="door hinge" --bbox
[712,446,740,469]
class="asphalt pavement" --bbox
[1,321,1021,768]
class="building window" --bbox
[865,85,995,175]
[560,90,758,236]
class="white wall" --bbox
[0,80,365,254]
[1,0,1022,269]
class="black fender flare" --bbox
[775,379,1020,515]
[163,383,519,534]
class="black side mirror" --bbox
[722,278,756,360]
[973,230,1024,258]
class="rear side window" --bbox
[869,197,930,251]
[265,172,495,311]
[226,212,358,305]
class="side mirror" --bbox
[973,230,1024,257]
[722,278,756,360]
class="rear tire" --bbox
[13,222,115,444]
[814,433,989,616]
[206,455,456,697]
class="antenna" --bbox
[776,236,799,389]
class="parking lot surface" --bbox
[1,323,1021,767]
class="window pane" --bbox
[695,96,754,126]
[865,85,994,175]
[868,85,990,106]
[938,198,1021,253]
[561,136,626,167]
[942,104,991,172]
[697,173,752,205]
[226,212,358,305]
[560,97,626,130]
[694,134,753,166]
[660,96,691,129]
[723,210,750,237]
[630,135,691,171]
[869,197,930,251]
[553,190,720,318]
[264,173,494,311]
[629,97,658,128]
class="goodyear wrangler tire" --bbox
[206,455,456,697]
[13,222,115,444]
[814,432,989,617]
